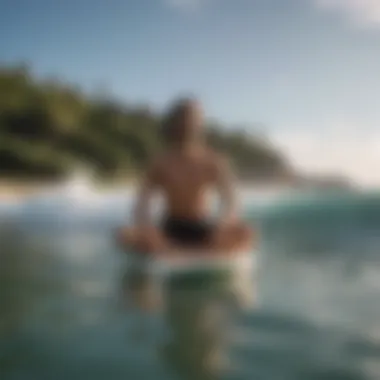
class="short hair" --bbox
[161,97,198,144]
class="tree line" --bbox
[0,64,290,182]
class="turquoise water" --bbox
[0,189,380,379]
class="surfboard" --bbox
[125,249,257,309]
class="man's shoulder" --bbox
[204,149,229,167]
[147,154,169,172]
[201,149,232,180]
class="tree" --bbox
[0,63,290,181]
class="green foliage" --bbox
[0,64,289,181]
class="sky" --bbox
[1,0,380,186]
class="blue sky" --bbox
[1,0,380,185]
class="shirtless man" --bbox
[117,97,253,257]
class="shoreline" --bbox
[0,178,358,203]
[0,178,139,201]
[0,181,48,201]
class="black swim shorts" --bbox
[162,217,214,246]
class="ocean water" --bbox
[0,185,379,380]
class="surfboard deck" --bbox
[124,249,257,308]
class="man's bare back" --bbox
[117,98,253,256]
[116,97,254,315]
[149,148,228,219]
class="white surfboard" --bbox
[128,250,258,309]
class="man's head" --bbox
[162,97,204,147]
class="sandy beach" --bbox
[0,180,54,201]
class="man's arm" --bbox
[215,155,239,224]
[133,160,161,227]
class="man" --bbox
[117,97,253,257]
